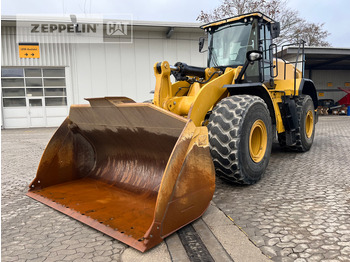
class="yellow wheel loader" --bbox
[28,12,317,252]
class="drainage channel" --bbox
[177,224,215,262]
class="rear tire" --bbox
[278,95,315,151]
[207,95,272,185]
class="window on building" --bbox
[3,98,26,107]
[2,88,25,97]
[43,68,65,78]
[25,68,42,77]
[1,68,24,77]
[26,78,43,87]
[1,67,67,107]
[1,78,25,87]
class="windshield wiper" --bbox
[208,34,219,67]
[208,46,218,67]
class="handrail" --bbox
[279,40,306,96]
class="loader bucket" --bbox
[27,97,215,252]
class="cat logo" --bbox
[106,21,129,36]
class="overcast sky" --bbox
[2,0,349,47]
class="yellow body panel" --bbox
[153,60,304,134]
[153,61,173,109]
[201,12,273,29]
[188,67,237,126]
[274,59,302,81]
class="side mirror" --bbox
[199,37,205,52]
[270,22,280,39]
[236,50,263,83]
[246,50,263,63]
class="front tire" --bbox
[207,95,273,185]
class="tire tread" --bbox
[208,95,269,184]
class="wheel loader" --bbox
[27,12,317,252]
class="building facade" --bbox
[279,47,350,103]
[1,17,207,128]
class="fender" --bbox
[224,83,277,126]
[299,78,318,109]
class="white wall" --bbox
[306,70,350,102]
[71,29,207,103]
[1,24,207,128]
[2,25,206,105]
[1,26,72,67]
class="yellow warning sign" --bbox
[19,43,40,58]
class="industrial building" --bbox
[279,46,350,104]
[1,16,349,128]
[1,16,206,128]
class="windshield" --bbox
[208,22,257,67]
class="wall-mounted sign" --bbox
[16,14,133,44]
[19,43,40,58]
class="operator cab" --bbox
[201,12,280,85]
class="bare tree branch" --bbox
[196,0,330,47]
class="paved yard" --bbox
[1,128,127,262]
[214,116,350,261]
[1,116,350,261]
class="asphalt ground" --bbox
[2,116,350,261]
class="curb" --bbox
[121,202,270,262]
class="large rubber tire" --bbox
[207,95,273,185]
[278,95,315,152]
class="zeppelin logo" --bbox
[16,14,133,43]
[31,23,97,33]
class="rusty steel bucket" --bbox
[27,97,215,252]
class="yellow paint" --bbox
[270,77,302,133]
[187,82,201,97]
[305,110,314,138]
[201,13,272,29]
[153,61,172,109]
[274,59,302,80]
[153,57,305,135]
[19,44,40,58]
[187,67,234,126]
[166,96,195,116]
[249,120,267,163]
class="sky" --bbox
[1,0,350,47]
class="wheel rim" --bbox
[249,120,267,163]
[305,110,314,138]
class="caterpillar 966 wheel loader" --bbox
[28,12,317,252]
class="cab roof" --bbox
[201,12,276,29]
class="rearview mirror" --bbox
[270,22,280,39]
[199,37,205,52]
[246,50,263,62]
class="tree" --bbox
[196,0,330,47]
[293,22,330,46]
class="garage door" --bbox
[1,67,69,128]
